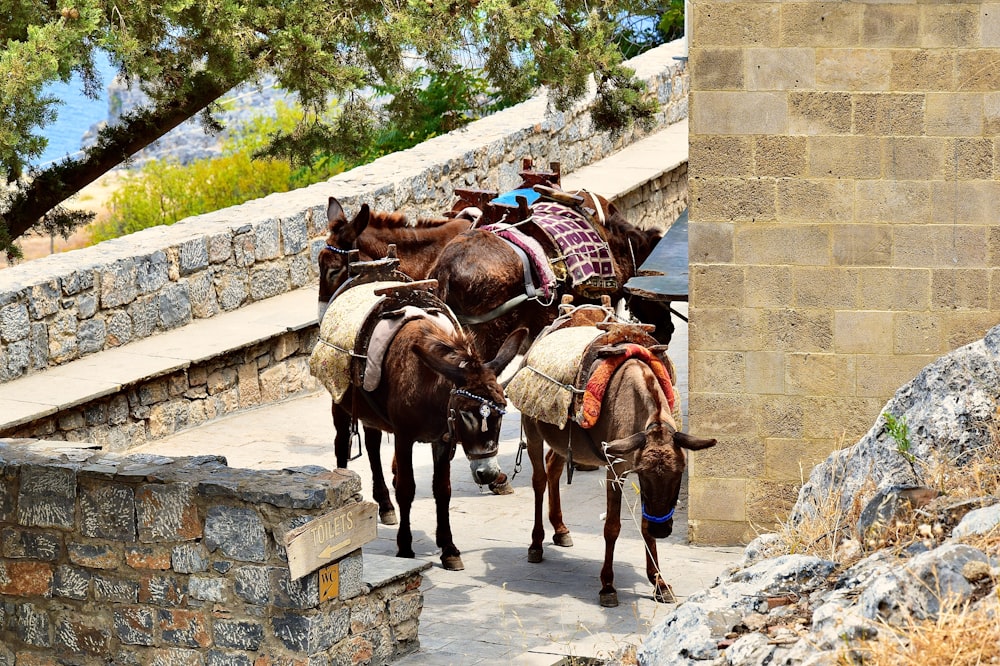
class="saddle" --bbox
[449,159,621,301]
[506,309,681,430]
[309,254,459,404]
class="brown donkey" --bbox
[523,363,716,606]
[428,191,663,362]
[340,318,527,570]
[316,197,487,525]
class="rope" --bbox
[315,337,367,360]
[522,365,585,394]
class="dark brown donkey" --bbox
[510,321,716,607]
[317,196,473,321]
[316,197,498,526]
[428,191,663,362]
[326,288,527,570]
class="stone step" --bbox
[0,287,317,432]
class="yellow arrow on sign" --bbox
[319,539,351,559]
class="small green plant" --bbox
[884,412,915,464]
[91,103,344,242]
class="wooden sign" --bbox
[319,563,340,601]
[284,502,377,580]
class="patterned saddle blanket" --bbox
[529,200,617,294]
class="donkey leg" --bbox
[642,528,675,604]
[392,439,417,560]
[332,403,351,469]
[546,449,573,548]
[431,439,463,571]
[525,423,547,563]
[363,425,397,525]
[599,473,623,607]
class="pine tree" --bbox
[0,0,668,258]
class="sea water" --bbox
[32,53,114,168]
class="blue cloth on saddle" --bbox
[491,188,540,207]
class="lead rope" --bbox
[602,448,666,591]
[510,423,527,482]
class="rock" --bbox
[640,323,1000,666]
[792,327,1000,526]
[952,501,1000,539]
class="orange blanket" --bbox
[579,344,675,429]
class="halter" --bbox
[606,421,678,525]
[446,388,506,460]
[642,506,675,523]
[450,388,507,417]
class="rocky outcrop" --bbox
[83,76,296,167]
[639,322,1000,665]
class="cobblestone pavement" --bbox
[136,304,742,664]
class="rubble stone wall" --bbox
[0,329,320,449]
[0,442,424,664]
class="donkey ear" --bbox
[486,327,529,374]
[603,431,647,460]
[413,339,466,386]
[674,432,717,451]
[327,196,346,223]
[353,203,372,236]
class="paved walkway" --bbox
[134,302,742,665]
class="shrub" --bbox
[92,103,344,242]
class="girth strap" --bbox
[453,238,537,326]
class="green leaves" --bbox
[1,0,676,256]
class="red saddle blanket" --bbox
[579,344,675,429]
[531,201,617,291]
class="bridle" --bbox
[446,388,507,460]
[322,242,360,302]
[604,421,678,525]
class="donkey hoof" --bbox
[527,548,543,564]
[654,585,676,604]
[489,477,514,495]
[379,509,398,526]
[442,554,465,571]
[553,533,573,548]
[599,591,619,608]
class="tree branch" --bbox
[3,71,235,241]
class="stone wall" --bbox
[0,40,689,384]
[0,328,319,448]
[686,1,1000,544]
[618,163,689,230]
[0,157,688,447]
[0,441,425,664]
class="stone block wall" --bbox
[0,41,689,384]
[617,163,689,230]
[686,1,1000,544]
[0,329,320,448]
[0,441,423,664]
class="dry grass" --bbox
[769,411,1000,569]
[761,411,1000,664]
[847,593,1000,665]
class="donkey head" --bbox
[604,422,716,539]
[415,326,528,486]
[317,197,373,319]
